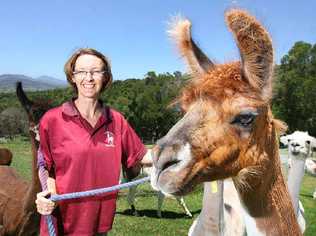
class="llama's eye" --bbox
[306,140,311,145]
[231,111,258,128]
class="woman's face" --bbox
[72,54,105,99]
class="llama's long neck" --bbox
[15,87,42,234]
[15,132,41,235]
[287,152,306,216]
[22,132,41,215]
[234,122,301,236]
[190,181,224,236]
[237,166,301,235]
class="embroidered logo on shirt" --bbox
[104,131,115,147]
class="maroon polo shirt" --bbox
[39,100,146,236]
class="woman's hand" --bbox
[35,176,57,215]
[35,190,57,215]
[140,149,153,167]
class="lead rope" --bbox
[37,149,150,236]
[37,149,57,236]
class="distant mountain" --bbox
[35,75,67,86]
[0,74,68,92]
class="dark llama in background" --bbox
[0,82,51,235]
[0,148,12,165]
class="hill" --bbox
[0,74,67,92]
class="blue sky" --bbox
[0,0,315,81]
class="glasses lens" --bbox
[73,71,104,80]
[73,71,86,79]
[92,71,104,79]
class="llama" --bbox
[150,9,302,235]
[0,148,12,165]
[305,158,316,176]
[305,158,316,199]
[0,82,49,235]
[188,180,245,236]
[125,165,192,218]
[280,131,316,227]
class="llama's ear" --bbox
[225,9,274,100]
[168,16,215,76]
[16,81,34,113]
[311,137,316,149]
[280,135,290,146]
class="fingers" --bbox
[36,204,56,215]
[35,190,57,215]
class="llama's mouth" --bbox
[151,162,199,196]
[151,149,197,195]
[151,159,186,195]
[290,147,305,156]
[160,160,181,172]
[291,150,300,155]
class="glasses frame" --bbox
[72,70,106,80]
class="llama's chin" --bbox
[150,165,182,195]
[290,149,307,156]
[151,142,198,195]
[150,162,198,196]
[289,148,301,155]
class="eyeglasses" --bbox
[72,70,106,80]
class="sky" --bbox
[0,0,315,81]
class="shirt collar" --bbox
[62,99,112,124]
[62,99,78,117]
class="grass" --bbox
[113,184,203,236]
[1,135,34,180]
[1,137,315,235]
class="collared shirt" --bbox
[39,100,146,236]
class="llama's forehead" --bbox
[181,62,264,112]
[201,63,259,96]
[206,62,242,81]
[285,131,314,142]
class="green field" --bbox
[1,136,315,235]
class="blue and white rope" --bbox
[49,176,150,201]
[37,149,57,236]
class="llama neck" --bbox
[235,135,301,235]
[287,152,306,216]
[237,168,301,235]
[23,134,41,213]
[17,134,41,235]
[190,181,224,236]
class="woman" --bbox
[35,48,152,236]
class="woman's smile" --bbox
[82,83,95,89]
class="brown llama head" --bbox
[151,9,286,196]
[16,82,53,145]
[0,148,13,165]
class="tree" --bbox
[0,71,188,142]
[0,107,28,138]
[273,41,316,136]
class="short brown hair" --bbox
[64,48,113,93]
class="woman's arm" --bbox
[47,176,57,194]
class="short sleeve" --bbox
[121,119,146,169]
[39,115,54,173]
